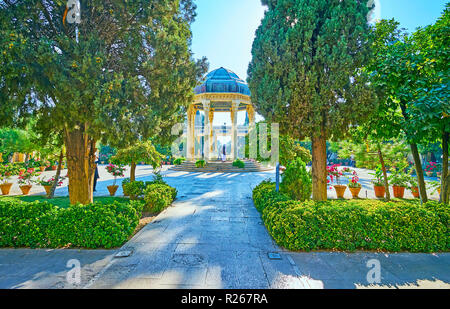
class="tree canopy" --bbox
[248,0,377,200]
[0,0,207,204]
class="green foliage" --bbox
[0,200,143,248]
[0,1,207,141]
[195,160,206,168]
[335,140,409,169]
[232,159,245,168]
[369,165,385,187]
[173,157,186,165]
[279,136,311,166]
[280,158,312,201]
[143,184,177,213]
[252,180,290,213]
[389,163,411,187]
[248,0,376,140]
[111,141,163,169]
[258,196,449,252]
[123,181,147,200]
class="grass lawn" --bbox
[0,195,131,208]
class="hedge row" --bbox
[143,183,177,213]
[0,200,143,249]
[253,181,449,252]
[252,180,289,213]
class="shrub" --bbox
[0,200,143,249]
[195,160,206,168]
[252,180,289,213]
[143,183,177,213]
[280,158,312,201]
[173,157,186,165]
[123,181,146,200]
[232,159,245,168]
[261,198,449,252]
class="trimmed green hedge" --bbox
[252,180,289,213]
[143,183,177,213]
[253,181,449,252]
[0,200,143,249]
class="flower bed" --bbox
[252,180,449,253]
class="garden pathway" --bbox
[0,167,447,289]
[86,169,310,289]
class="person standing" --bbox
[93,159,100,192]
[222,144,226,162]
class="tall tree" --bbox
[369,11,449,203]
[0,0,207,204]
[407,5,450,203]
[248,0,376,200]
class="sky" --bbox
[191,0,448,81]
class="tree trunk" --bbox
[48,147,64,199]
[441,130,449,204]
[311,132,328,201]
[64,124,97,205]
[410,143,428,203]
[130,161,137,182]
[377,143,390,201]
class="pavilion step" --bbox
[169,160,273,173]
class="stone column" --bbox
[231,100,240,160]
[202,100,211,161]
[209,108,215,160]
[186,105,196,161]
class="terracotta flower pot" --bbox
[51,165,57,170]
[0,183,13,195]
[334,185,347,199]
[43,185,52,195]
[107,185,119,196]
[393,186,406,199]
[373,185,385,198]
[411,186,420,198]
[39,166,46,172]
[349,187,361,199]
[20,185,32,195]
[426,171,433,177]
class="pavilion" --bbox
[186,67,256,161]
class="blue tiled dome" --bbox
[194,67,251,96]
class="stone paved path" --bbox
[87,170,307,289]
[0,167,448,289]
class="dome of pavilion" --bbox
[194,67,251,96]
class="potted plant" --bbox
[0,165,14,195]
[388,164,410,199]
[195,160,206,168]
[369,166,385,198]
[38,160,48,172]
[409,177,420,198]
[17,168,40,195]
[347,171,362,199]
[38,175,65,195]
[105,164,126,196]
[327,164,346,198]
[424,162,437,177]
